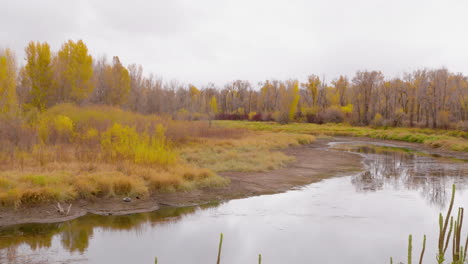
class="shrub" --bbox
[321,107,344,123]
[250,112,263,121]
[340,104,353,115]
[215,113,248,120]
[302,107,319,123]
[393,108,406,127]
[437,111,450,129]
[38,115,74,144]
[274,111,290,124]
[0,114,37,155]
[101,123,177,166]
[371,113,383,127]
[456,121,468,132]
[262,113,275,121]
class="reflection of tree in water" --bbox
[346,145,467,208]
[0,202,220,256]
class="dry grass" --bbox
[180,132,315,172]
[0,161,229,207]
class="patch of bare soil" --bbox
[0,138,384,227]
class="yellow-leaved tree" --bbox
[189,85,201,112]
[208,95,218,127]
[0,49,18,113]
[103,56,131,106]
[23,41,53,111]
[57,40,94,103]
[209,96,218,114]
[303,75,320,107]
[289,80,300,120]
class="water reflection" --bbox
[0,203,219,259]
[332,143,467,208]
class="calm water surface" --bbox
[0,141,467,264]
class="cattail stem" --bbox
[437,185,456,263]
[408,234,412,264]
[216,233,223,264]
[419,235,426,264]
[463,234,468,262]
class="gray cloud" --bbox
[2,0,467,86]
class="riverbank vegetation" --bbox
[218,121,468,152]
[0,103,313,207]
[0,40,466,207]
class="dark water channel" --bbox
[0,141,467,264]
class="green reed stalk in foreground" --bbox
[419,235,426,264]
[217,233,223,264]
[393,184,468,264]
[154,233,263,264]
[408,235,412,264]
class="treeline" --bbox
[0,40,467,129]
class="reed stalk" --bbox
[408,234,412,264]
[418,235,426,264]
[437,185,456,264]
[217,233,223,264]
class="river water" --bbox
[0,141,467,264]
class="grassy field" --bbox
[0,104,314,207]
[181,132,314,172]
[217,121,468,152]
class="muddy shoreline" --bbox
[0,137,465,227]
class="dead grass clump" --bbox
[0,171,78,207]
[165,120,247,143]
[181,132,315,172]
[76,172,149,198]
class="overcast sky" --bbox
[2,0,468,87]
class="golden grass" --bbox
[217,121,468,152]
[0,161,229,207]
[180,132,315,172]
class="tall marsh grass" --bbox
[180,132,315,172]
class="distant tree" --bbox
[210,96,218,115]
[289,81,300,120]
[303,75,321,107]
[332,76,349,106]
[0,49,18,113]
[56,40,94,103]
[352,71,384,125]
[208,96,218,127]
[23,41,53,110]
[103,56,131,106]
